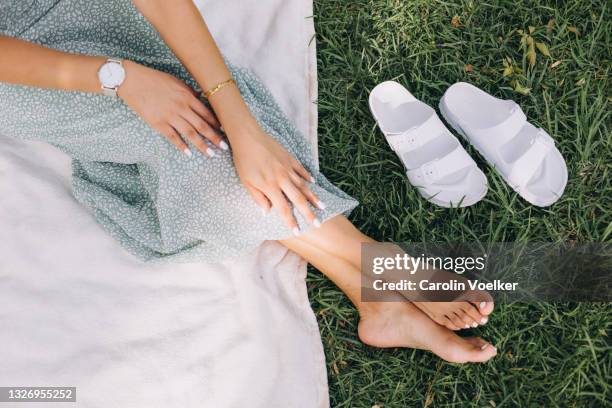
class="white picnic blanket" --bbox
[0,1,329,407]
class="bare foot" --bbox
[358,302,497,363]
[407,269,495,331]
[363,243,495,331]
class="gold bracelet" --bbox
[204,78,235,99]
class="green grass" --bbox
[309,1,611,406]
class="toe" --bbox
[461,337,498,362]
[467,337,498,360]
[440,315,460,331]
[455,309,476,329]
[474,300,494,316]
[446,313,464,331]
[462,304,486,326]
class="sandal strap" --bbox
[464,101,527,155]
[385,113,448,153]
[506,129,555,189]
[406,146,474,186]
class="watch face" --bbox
[98,61,125,88]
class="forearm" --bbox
[132,0,259,141]
[0,36,105,94]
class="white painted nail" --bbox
[471,322,478,328]
[465,324,470,329]
[219,140,229,151]
[480,301,487,310]
[313,218,321,228]
[481,344,489,350]
[292,227,301,236]
[310,176,316,183]
[219,126,225,133]
[316,200,327,210]
[183,148,193,158]
[206,147,216,157]
[481,317,488,325]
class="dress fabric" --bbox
[0,0,358,263]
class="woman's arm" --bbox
[131,0,252,140]
[133,0,322,229]
[0,36,104,93]
[0,35,222,156]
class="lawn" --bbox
[309,0,610,406]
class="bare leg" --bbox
[279,222,498,363]
[284,215,494,331]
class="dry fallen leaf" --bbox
[489,400,497,407]
[576,78,586,86]
[568,26,581,36]
[536,42,551,57]
[451,15,461,28]
[526,36,537,67]
[513,81,531,95]
[372,405,382,408]
[546,19,555,33]
[550,60,562,69]
[465,64,474,73]
[528,26,535,34]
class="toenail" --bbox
[480,344,488,350]
[481,317,488,324]
[472,322,478,328]
[465,324,470,329]
[480,301,487,310]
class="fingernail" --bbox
[313,218,321,228]
[465,324,470,329]
[471,322,478,328]
[219,140,229,151]
[480,344,489,350]
[481,317,488,325]
[316,200,327,210]
[183,148,193,158]
[480,301,487,310]
[219,126,225,133]
[310,176,316,183]
[292,227,301,236]
[206,147,216,157]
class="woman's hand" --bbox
[230,121,325,233]
[118,60,227,157]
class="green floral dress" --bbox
[0,0,358,262]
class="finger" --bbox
[171,117,215,157]
[245,184,271,216]
[290,171,325,210]
[268,187,299,235]
[162,126,190,157]
[190,99,221,130]
[291,159,315,183]
[180,109,225,151]
[281,178,318,226]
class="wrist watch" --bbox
[97,58,126,97]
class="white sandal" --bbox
[369,81,487,207]
[439,82,567,207]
